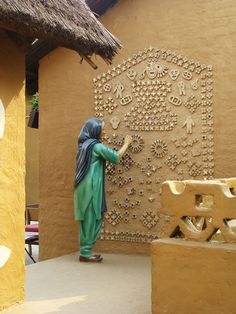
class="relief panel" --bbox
[93,47,214,243]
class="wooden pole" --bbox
[79,53,98,69]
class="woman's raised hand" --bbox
[118,135,132,158]
[124,135,132,146]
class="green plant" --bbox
[30,92,39,112]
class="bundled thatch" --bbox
[0,0,121,63]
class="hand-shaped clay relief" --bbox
[110,116,120,130]
[0,99,5,139]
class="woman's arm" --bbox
[93,135,133,164]
[118,135,132,158]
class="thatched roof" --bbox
[0,0,121,63]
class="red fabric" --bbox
[25,224,38,233]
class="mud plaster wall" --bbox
[152,239,236,314]
[39,0,236,260]
[25,98,39,204]
[0,32,25,310]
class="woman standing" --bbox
[74,118,132,262]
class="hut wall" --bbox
[0,31,25,310]
[26,98,39,205]
[39,0,236,260]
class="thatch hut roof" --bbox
[0,0,121,63]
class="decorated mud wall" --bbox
[94,48,213,243]
[39,0,236,260]
[0,31,25,310]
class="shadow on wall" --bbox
[0,99,5,138]
[0,31,25,110]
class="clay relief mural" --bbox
[92,47,214,243]
[0,99,5,139]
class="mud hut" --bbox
[0,0,120,310]
[36,0,236,262]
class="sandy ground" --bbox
[6,251,151,314]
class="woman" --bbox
[74,118,132,262]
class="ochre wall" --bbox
[0,31,25,310]
[152,239,236,314]
[25,98,39,205]
[39,0,236,260]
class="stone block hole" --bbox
[195,194,214,210]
